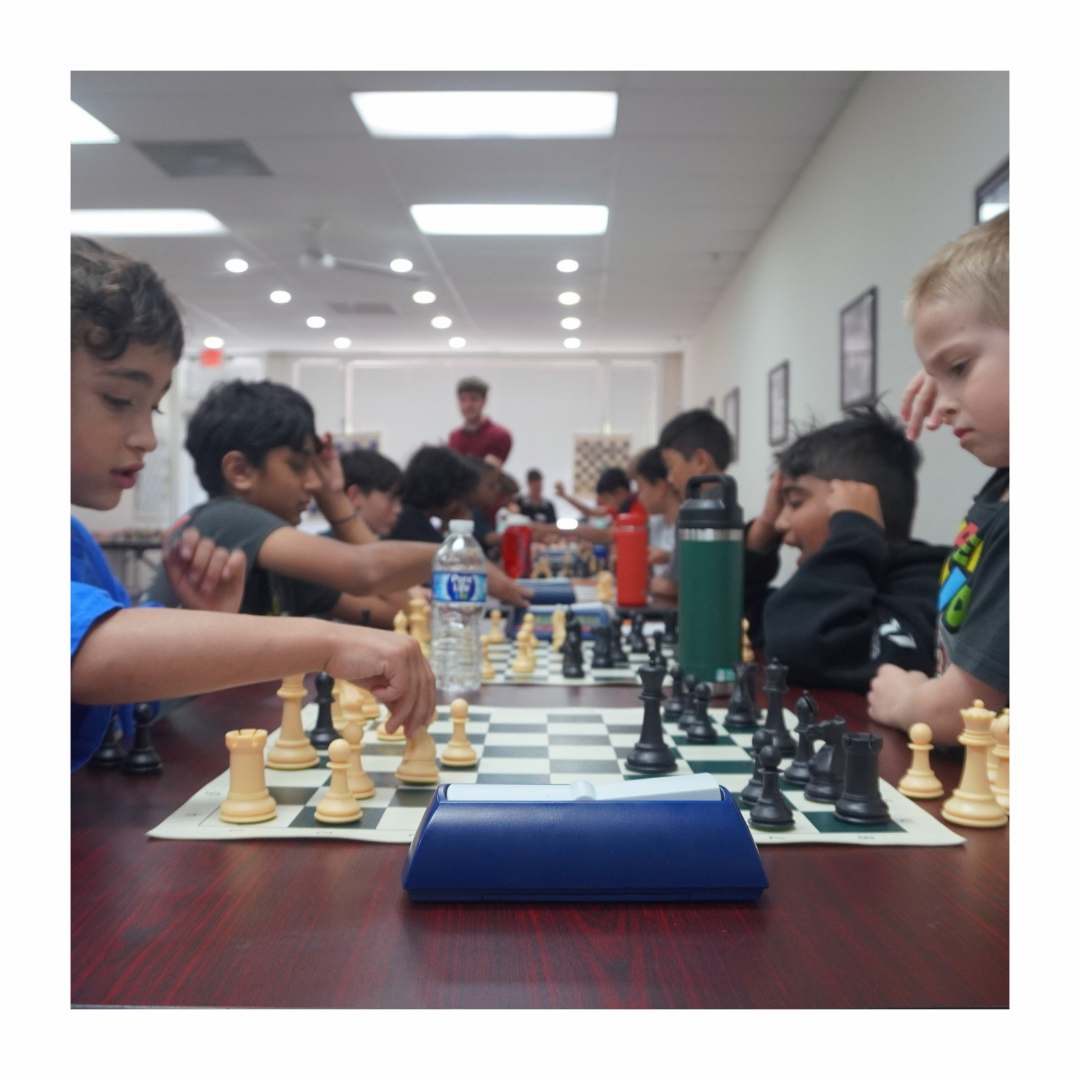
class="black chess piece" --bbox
[739,729,772,806]
[88,709,127,769]
[625,663,678,774]
[561,623,585,679]
[627,611,648,654]
[591,623,615,669]
[662,610,678,646]
[783,691,819,786]
[662,664,687,722]
[803,718,850,803]
[679,673,699,730]
[685,682,719,744]
[833,732,892,825]
[749,744,795,830]
[610,621,628,665]
[724,662,759,730]
[310,671,338,751]
[652,630,665,660]
[122,703,163,775]
[762,658,798,757]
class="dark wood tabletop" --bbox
[71,676,1008,1009]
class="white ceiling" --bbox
[71,71,862,359]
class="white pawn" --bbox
[990,710,1009,811]
[511,625,534,674]
[522,612,539,650]
[441,698,478,767]
[395,715,441,785]
[488,610,506,644]
[342,721,376,799]
[393,610,409,635]
[314,739,362,823]
[551,608,567,653]
[596,569,615,603]
[897,722,945,800]
[266,673,319,770]
[220,728,277,824]
[941,700,1009,828]
[481,639,496,680]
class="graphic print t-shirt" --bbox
[936,468,1009,694]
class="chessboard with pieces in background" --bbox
[148,685,965,849]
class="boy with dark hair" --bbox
[71,238,434,769]
[388,446,483,543]
[339,448,403,538]
[745,404,950,694]
[448,376,513,465]
[517,468,557,524]
[632,447,680,569]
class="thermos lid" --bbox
[677,474,744,529]
[615,507,648,527]
[504,514,531,526]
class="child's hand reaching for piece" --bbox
[826,480,884,528]
[163,526,247,613]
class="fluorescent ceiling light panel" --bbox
[71,101,119,144]
[352,91,617,139]
[70,209,227,236]
[411,204,608,236]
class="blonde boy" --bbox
[867,212,1009,743]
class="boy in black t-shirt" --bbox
[516,469,557,524]
[868,212,1009,744]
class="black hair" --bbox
[596,467,631,495]
[340,448,403,496]
[526,468,543,482]
[71,236,185,362]
[633,447,669,485]
[499,472,520,496]
[186,380,318,497]
[776,404,922,542]
[658,408,733,471]
[401,446,481,512]
[456,376,489,398]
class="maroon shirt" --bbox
[449,417,513,464]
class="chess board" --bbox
[482,639,676,685]
[149,704,964,848]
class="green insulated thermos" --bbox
[676,474,744,693]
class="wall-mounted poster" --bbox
[840,287,877,411]
[768,362,789,447]
[723,388,740,463]
[976,159,1009,224]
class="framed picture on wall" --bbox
[840,287,877,411]
[975,159,1009,224]
[768,361,789,447]
[723,388,740,463]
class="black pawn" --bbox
[561,623,585,679]
[122,703,162,775]
[610,622,628,665]
[679,673,699,730]
[804,718,849,803]
[662,664,687,722]
[591,623,614,669]
[749,744,795,830]
[724,662,759,730]
[762,658,797,757]
[88,709,127,770]
[783,691,819,786]
[834,732,892,825]
[740,729,772,806]
[625,663,678,774]
[652,630,665,660]
[662,610,678,645]
[310,671,338,751]
[685,682,719,744]
[627,612,648,654]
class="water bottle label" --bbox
[431,571,487,603]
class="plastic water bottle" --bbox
[431,520,488,697]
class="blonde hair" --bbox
[905,210,1009,329]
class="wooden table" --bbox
[71,679,1008,1008]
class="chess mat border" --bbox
[149,705,964,848]
[482,640,677,686]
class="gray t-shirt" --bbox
[143,498,341,618]
[648,514,676,553]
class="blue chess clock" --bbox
[401,775,768,902]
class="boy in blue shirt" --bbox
[70,237,434,769]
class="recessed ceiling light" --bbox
[70,208,227,236]
[558,292,581,306]
[306,316,326,328]
[556,259,579,273]
[270,290,291,304]
[334,337,352,349]
[563,337,582,349]
[448,337,466,349]
[351,91,617,139]
[390,258,414,273]
[224,258,248,273]
[411,205,608,236]
[431,316,453,329]
[203,336,224,349]
[71,101,119,144]
[560,316,582,330]
[413,290,436,304]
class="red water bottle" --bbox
[614,507,649,606]
[501,514,532,579]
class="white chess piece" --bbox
[314,740,362,823]
[395,716,441,785]
[440,698,478,767]
[897,723,944,800]
[488,610,506,644]
[342,721,376,799]
[220,729,277,823]
[941,701,1009,828]
[990,710,1009,811]
[266,674,319,770]
[481,639,496,680]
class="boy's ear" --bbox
[345,483,364,507]
[691,447,718,473]
[220,450,256,492]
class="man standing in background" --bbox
[449,377,513,467]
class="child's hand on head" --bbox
[826,480,884,528]
[312,432,346,496]
[900,370,947,440]
[163,527,247,614]
[745,470,785,552]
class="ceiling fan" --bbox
[299,218,426,279]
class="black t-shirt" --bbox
[143,498,341,618]
[517,496,557,524]
[937,468,1009,694]
[388,504,444,543]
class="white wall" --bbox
[684,71,1008,580]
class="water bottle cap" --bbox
[448,519,475,533]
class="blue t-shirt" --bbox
[70,518,156,770]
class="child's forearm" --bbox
[317,490,377,545]
[351,541,439,594]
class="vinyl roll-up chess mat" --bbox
[148,705,964,848]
